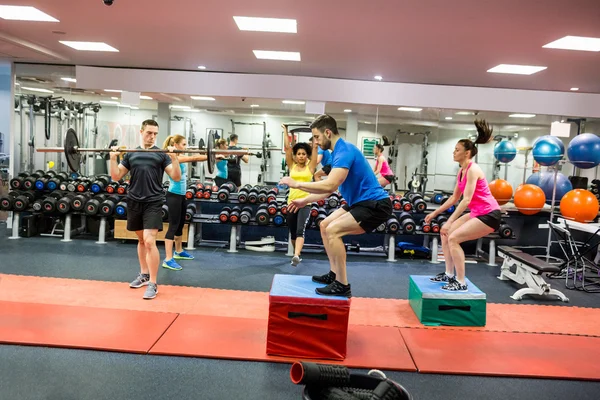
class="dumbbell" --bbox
[310,204,320,218]
[280,204,288,215]
[202,182,214,199]
[117,182,129,195]
[398,212,416,233]
[238,185,251,203]
[386,217,400,233]
[99,195,121,217]
[217,182,237,202]
[421,221,432,233]
[77,178,93,192]
[440,196,456,214]
[185,203,197,222]
[219,207,231,223]
[91,176,111,193]
[34,173,55,191]
[229,206,241,223]
[32,198,44,212]
[111,201,126,218]
[84,194,107,216]
[42,192,65,213]
[258,188,268,204]
[71,193,93,212]
[498,220,513,239]
[430,220,440,233]
[407,193,427,212]
[57,193,77,213]
[267,200,279,215]
[400,198,413,212]
[272,211,285,226]
[435,215,449,228]
[327,193,340,208]
[22,171,44,190]
[0,193,15,210]
[239,206,253,224]
[316,198,326,207]
[185,186,197,199]
[47,172,68,191]
[11,192,36,211]
[315,207,327,227]
[247,187,259,204]
[255,204,270,225]
[267,189,278,203]
[392,198,402,211]
[161,204,169,221]
[67,179,79,192]
[105,181,120,194]
[10,172,30,190]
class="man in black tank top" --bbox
[227,134,249,187]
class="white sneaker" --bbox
[291,255,302,267]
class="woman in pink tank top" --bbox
[373,144,395,187]
[424,120,501,292]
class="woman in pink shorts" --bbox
[424,120,501,292]
[373,144,395,187]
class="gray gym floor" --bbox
[2,222,600,399]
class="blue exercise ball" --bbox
[567,133,600,169]
[525,172,541,186]
[532,135,564,166]
[494,140,517,163]
[537,171,573,205]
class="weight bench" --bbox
[497,246,569,302]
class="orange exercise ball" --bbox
[489,179,513,205]
[560,189,599,223]
[514,184,546,215]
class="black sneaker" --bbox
[312,270,336,284]
[429,272,452,283]
[315,280,352,298]
[441,278,468,292]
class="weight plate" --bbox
[206,131,215,174]
[64,128,81,172]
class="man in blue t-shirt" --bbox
[280,114,392,298]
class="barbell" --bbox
[36,128,262,174]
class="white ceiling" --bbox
[2,0,600,93]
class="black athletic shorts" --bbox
[382,174,395,184]
[342,197,393,233]
[322,165,332,175]
[126,199,164,232]
[475,209,501,231]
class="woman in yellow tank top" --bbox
[283,124,319,267]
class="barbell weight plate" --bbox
[65,128,82,172]
[206,131,215,174]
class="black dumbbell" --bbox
[106,181,120,194]
[267,200,278,215]
[0,193,15,211]
[238,185,250,203]
[229,206,241,223]
[217,182,237,202]
[13,192,37,211]
[310,204,320,218]
[71,193,92,212]
[398,212,416,233]
[255,204,270,225]
[219,207,231,223]
[99,195,121,217]
[327,193,340,209]
[117,182,129,195]
[247,187,259,204]
[386,217,400,233]
[9,172,29,190]
[315,207,327,227]
[161,204,169,221]
[23,172,43,190]
[258,188,268,204]
[436,215,449,227]
[239,206,253,224]
[430,221,440,233]
[272,211,285,226]
[498,220,513,238]
[185,203,197,222]
[77,179,92,193]
[115,201,128,218]
[57,193,77,213]
[392,198,402,211]
[32,198,44,212]
[91,176,111,194]
[47,172,68,191]
[84,194,107,216]
[267,189,278,203]
[42,192,65,213]
[185,186,197,199]
[407,193,427,212]
[421,221,432,233]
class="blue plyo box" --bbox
[408,275,486,326]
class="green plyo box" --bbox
[409,275,486,326]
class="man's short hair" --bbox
[310,114,338,135]
[141,119,159,130]
[229,133,238,142]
